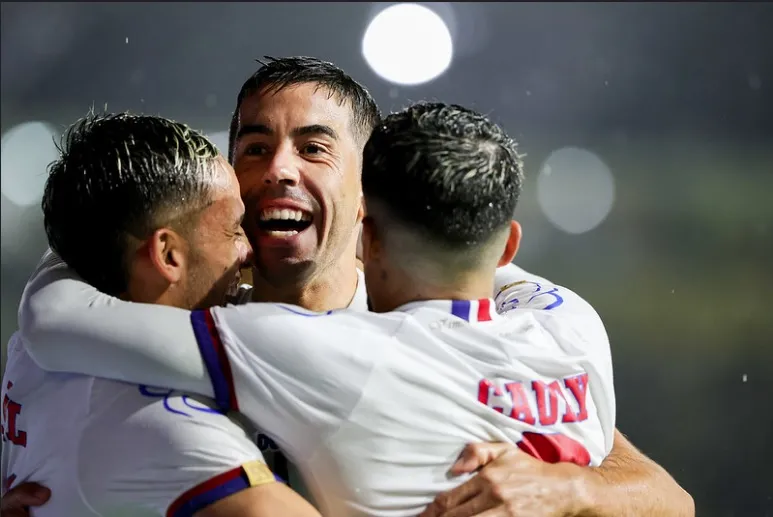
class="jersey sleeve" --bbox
[19,249,216,398]
[77,380,277,517]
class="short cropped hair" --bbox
[42,112,220,296]
[228,56,382,163]
[362,102,524,262]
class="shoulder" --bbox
[83,381,259,452]
[495,264,601,320]
[79,382,267,512]
[494,266,610,358]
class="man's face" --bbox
[182,156,252,309]
[231,83,363,283]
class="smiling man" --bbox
[229,61,377,314]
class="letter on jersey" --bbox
[477,374,592,465]
[1,382,27,447]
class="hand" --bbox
[420,443,589,517]
[1,482,51,517]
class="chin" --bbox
[258,245,318,267]
[255,256,318,282]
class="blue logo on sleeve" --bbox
[137,385,225,418]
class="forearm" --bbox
[577,430,694,517]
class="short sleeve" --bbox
[77,379,276,517]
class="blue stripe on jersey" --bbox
[168,467,285,517]
[276,304,334,317]
[451,299,471,321]
[167,468,250,517]
[191,310,232,411]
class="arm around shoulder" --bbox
[575,429,694,517]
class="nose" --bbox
[264,149,301,186]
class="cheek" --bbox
[236,164,265,195]
[318,169,351,204]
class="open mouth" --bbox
[257,208,313,237]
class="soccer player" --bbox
[1,114,320,516]
[19,102,617,516]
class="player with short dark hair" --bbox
[362,102,524,288]
[228,55,381,164]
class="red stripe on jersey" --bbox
[477,298,493,321]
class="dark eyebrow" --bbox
[292,124,338,141]
[236,124,272,140]
[236,123,338,141]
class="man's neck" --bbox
[251,256,360,312]
[370,267,495,314]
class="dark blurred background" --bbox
[1,3,771,515]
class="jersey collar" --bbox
[395,298,499,323]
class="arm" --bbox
[196,483,320,517]
[19,250,216,396]
[20,250,381,455]
[422,437,693,517]
[577,430,694,517]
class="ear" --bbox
[497,220,522,267]
[360,215,381,264]
[146,227,188,284]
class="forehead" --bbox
[199,158,243,221]
[237,83,354,138]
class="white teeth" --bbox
[267,230,299,237]
[259,209,311,222]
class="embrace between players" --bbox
[1,57,693,517]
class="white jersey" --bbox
[231,269,368,501]
[2,257,275,516]
[236,262,571,500]
[18,251,615,517]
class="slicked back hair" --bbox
[362,102,524,266]
[42,112,220,296]
[228,56,382,163]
